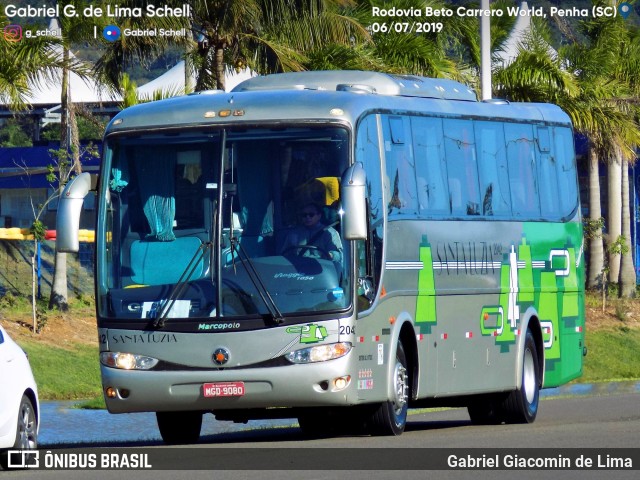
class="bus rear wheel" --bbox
[367,341,408,436]
[156,411,203,445]
[503,328,540,423]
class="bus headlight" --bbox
[100,352,159,370]
[285,342,352,364]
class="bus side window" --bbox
[383,115,419,215]
[553,127,579,217]
[475,121,511,216]
[443,119,481,217]
[412,116,449,215]
[504,123,541,218]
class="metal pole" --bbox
[633,163,638,283]
[37,241,42,299]
[480,0,492,100]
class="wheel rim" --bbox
[392,359,408,417]
[17,400,37,449]
[522,347,536,405]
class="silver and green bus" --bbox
[57,71,585,443]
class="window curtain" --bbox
[109,149,129,192]
[134,149,176,241]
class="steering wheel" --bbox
[282,244,331,260]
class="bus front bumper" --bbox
[100,355,364,413]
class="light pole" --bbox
[480,0,491,100]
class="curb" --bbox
[540,380,640,398]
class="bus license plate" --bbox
[203,382,245,398]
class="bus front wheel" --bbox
[367,341,408,436]
[156,411,203,444]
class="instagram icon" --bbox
[3,24,22,42]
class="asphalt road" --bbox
[3,392,639,480]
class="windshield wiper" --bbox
[152,241,211,329]
[229,238,284,325]
[222,154,283,325]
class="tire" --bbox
[156,411,203,445]
[298,408,365,438]
[367,341,409,436]
[0,395,38,470]
[467,397,503,425]
[297,411,336,438]
[502,329,540,423]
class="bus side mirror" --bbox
[56,172,93,253]
[340,163,367,240]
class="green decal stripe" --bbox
[521,222,585,387]
[416,238,436,324]
[518,240,535,302]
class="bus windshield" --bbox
[99,126,351,323]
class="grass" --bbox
[19,340,102,401]
[77,396,107,409]
[581,327,640,382]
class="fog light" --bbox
[105,387,117,398]
[333,376,351,391]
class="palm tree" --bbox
[303,0,516,82]
[94,1,191,91]
[612,24,640,296]
[0,12,88,109]
[1,8,97,312]
[586,147,606,290]
[572,12,640,296]
[190,0,369,90]
[95,0,368,93]
[493,9,640,295]
[620,153,635,297]
[0,36,53,108]
[608,155,622,284]
[48,0,111,310]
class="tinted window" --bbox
[554,127,579,216]
[357,115,384,225]
[412,116,449,215]
[356,115,385,298]
[367,114,576,222]
[475,121,511,216]
[443,119,481,216]
[504,123,541,218]
[383,115,419,215]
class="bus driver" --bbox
[281,202,343,275]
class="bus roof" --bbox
[231,70,478,100]
[105,71,572,135]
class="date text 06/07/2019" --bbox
[369,22,443,34]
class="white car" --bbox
[0,325,39,468]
